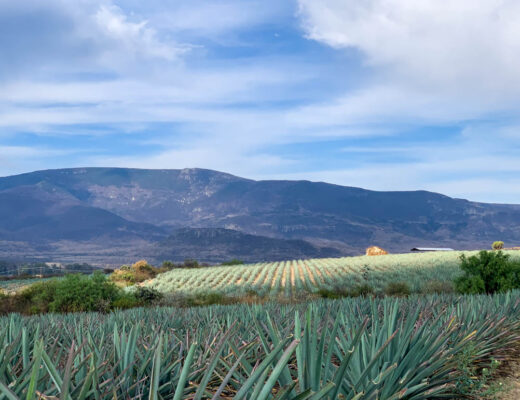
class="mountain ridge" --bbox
[1,167,519,266]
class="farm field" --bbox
[0,277,57,294]
[1,292,519,399]
[147,250,520,296]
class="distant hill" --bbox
[155,228,342,263]
[1,167,520,266]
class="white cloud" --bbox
[298,0,520,95]
[94,4,181,61]
[0,0,183,80]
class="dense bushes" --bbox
[49,272,121,313]
[0,272,161,315]
[455,250,520,294]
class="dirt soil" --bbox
[494,362,520,400]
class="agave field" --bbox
[0,278,56,294]
[147,250,520,296]
[1,292,520,399]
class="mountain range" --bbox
[1,167,519,266]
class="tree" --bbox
[455,251,520,294]
[492,241,504,250]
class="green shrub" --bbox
[133,286,162,303]
[318,288,346,299]
[350,284,375,297]
[112,293,141,309]
[384,282,411,297]
[492,241,504,250]
[161,261,176,270]
[421,280,455,294]
[1,272,163,315]
[49,272,121,313]
[455,250,520,294]
[20,280,60,314]
[318,284,375,299]
[221,259,244,266]
[454,342,502,397]
[172,292,237,307]
[183,259,199,268]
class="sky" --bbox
[1,0,520,203]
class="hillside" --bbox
[2,167,520,265]
[155,228,342,263]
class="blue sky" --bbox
[1,0,519,203]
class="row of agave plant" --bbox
[0,292,519,399]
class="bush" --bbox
[318,288,347,299]
[183,259,199,268]
[221,259,244,266]
[132,260,150,269]
[112,293,141,309]
[0,273,164,315]
[20,280,60,314]
[384,282,411,297]
[318,284,374,299]
[350,283,375,297]
[421,280,455,294]
[161,261,176,270]
[492,241,504,250]
[2,273,125,314]
[49,272,121,313]
[172,292,236,307]
[110,260,160,286]
[455,250,520,294]
[133,286,162,302]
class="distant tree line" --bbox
[0,260,98,278]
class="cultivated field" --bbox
[0,277,56,294]
[147,250,520,296]
[1,292,519,399]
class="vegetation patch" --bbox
[0,272,160,315]
[455,250,520,294]
[493,241,505,250]
[384,281,411,297]
[110,259,163,286]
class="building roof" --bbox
[410,247,454,251]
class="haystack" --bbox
[366,246,388,256]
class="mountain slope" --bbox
[1,167,520,265]
[155,228,342,263]
[0,182,166,242]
